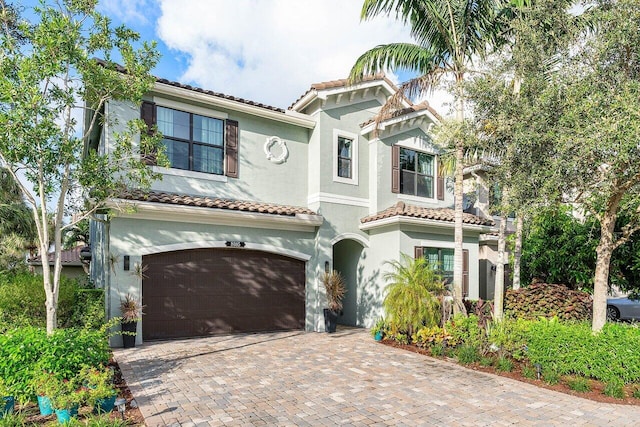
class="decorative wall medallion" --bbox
[264,136,289,164]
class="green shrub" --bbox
[526,319,640,384]
[486,318,531,360]
[456,344,480,365]
[70,288,105,329]
[0,411,27,426]
[0,272,79,331]
[412,325,449,347]
[522,365,537,379]
[431,344,445,357]
[446,314,484,348]
[543,367,560,385]
[480,356,494,367]
[504,283,592,322]
[36,328,110,380]
[0,327,110,402]
[632,385,640,399]
[567,376,591,392]
[603,380,625,398]
[0,327,48,402]
[495,357,513,372]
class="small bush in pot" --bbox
[0,377,14,419]
[119,294,144,348]
[80,366,117,413]
[322,270,346,333]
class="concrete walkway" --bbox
[114,328,640,426]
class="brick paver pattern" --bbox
[114,328,640,426]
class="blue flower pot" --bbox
[37,395,54,416]
[54,406,78,424]
[94,395,117,414]
[374,331,383,341]
[1,396,14,419]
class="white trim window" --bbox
[333,129,358,185]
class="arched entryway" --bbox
[332,238,365,327]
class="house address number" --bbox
[225,241,246,248]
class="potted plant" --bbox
[322,270,346,333]
[370,318,387,341]
[0,378,14,419]
[47,376,87,424]
[80,366,118,414]
[31,370,56,416]
[120,293,144,348]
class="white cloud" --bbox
[154,0,444,110]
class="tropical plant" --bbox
[321,270,346,312]
[119,294,144,323]
[350,0,502,315]
[383,253,445,335]
[0,0,162,334]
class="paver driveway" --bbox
[114,328,640,426]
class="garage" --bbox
[142,248,306,340]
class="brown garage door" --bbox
[142,248,305,340]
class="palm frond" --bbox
[349,43,440,83]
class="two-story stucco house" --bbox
[89,74,495,345]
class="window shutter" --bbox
[463,249,469,297]
[437,176,445,200]
[140,100,157,165]
[391,145,400,193]
[414,246,424,259]
[225,119,239,178]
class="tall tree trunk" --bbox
[513,214,523,290]
[592,207,618,332]
[452,78,466,315]
[494,211,508,321]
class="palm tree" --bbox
[383,253,446,335]
[0,167,37,270]
[350,0,501,314]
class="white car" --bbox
[607,293,640,321]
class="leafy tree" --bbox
[383,254,446,335]
[349,0,501,314]
[520,206,598,289]
[465,0,578,317]
[547,0,640,331]
[0,0,161,334]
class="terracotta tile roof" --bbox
[95,58,285,113]
[361,201,494,226]
[29,246,84,265]
[360,101,441,127]
[119,190,318,217]
[289,74,397,110]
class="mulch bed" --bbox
[381,339,640,406]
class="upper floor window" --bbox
[337,136,353,178]
[157,106,225,175]
[392,145,444,200]
[141,100,239,178]
[400,147,434,198]
[333,129,358,185]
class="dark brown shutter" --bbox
[391,144,400,193]
[414,246,424,259]
[437,176,445,200]
[225,119,239,178]
[463,249,469,297]
[140,100,157,165]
